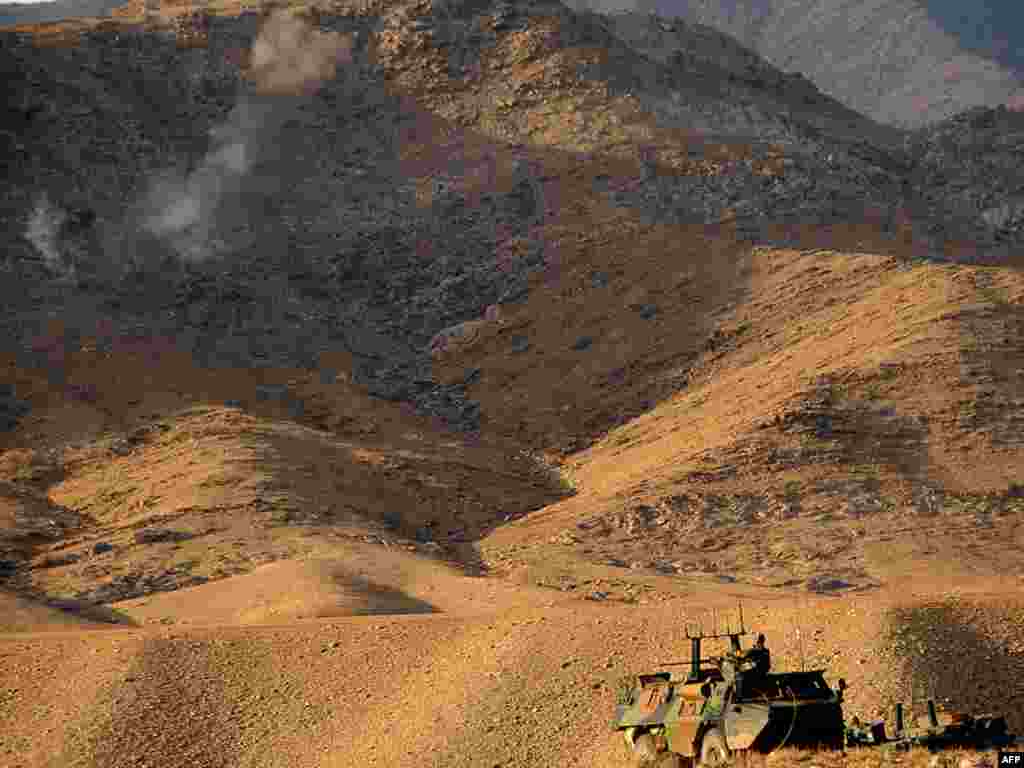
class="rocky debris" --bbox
[92,542,114,555]
[602,493,777,538]
[806,575,855,593]
[491,2,522,32]
[699,494,766,528]
[36,552,81,569]
[509,335,530,354]
[429,318,487,357]
[109,440,134,457]
[980,199,1024,236]
[614,504,660,535]
[133,528,193,545]
[844,491,888,519]
[75,567,209,603]
[0,384,30,432]
[771,378,931,477]
[605,137,907,243]
[571,335,593,351]
[597,104,1024,266]
[3,499,79,548]
[109,424,164,457]
[418,541,444,557]
[381,511,403,530]
[251,384,308,418]
[254,384,289,401]
[635,303,658,320]
[903,106,1024,258]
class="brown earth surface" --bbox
[2,2,1024,768]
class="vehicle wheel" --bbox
[699,729,732,768]
[632,733,659,766]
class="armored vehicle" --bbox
[612,619,847,766]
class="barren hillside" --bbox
[570,1,1024,129]
[1,2,1023,767]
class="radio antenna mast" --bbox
[796,598,806,671]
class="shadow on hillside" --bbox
[0,587,139,630]
[44,597,140,625]
[344,575,437,615]
[245,418,574,575]
[0,473,80,580]
[789,379,934,483]
[884,600,1024,733]
[955,273,1024,451]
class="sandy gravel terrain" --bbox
[2,2,1023,767]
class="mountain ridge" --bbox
[1,2,1023,766]
[566,0,1024,129]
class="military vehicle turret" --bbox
[612,612,847,766]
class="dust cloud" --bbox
[25,194,67,275]
[140,9,353,262]
[24,193,99,291]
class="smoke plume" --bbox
[140,10,353,262]
[248,9,353,96]
[25,193,76,282]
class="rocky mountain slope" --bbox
[573,0,1024,130]
[0,0,125,28]
[8,0,1024,130]
[1,2,1023,767]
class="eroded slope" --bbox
[432,246,1024,592]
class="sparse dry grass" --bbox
[765,747,1006,768]
[1,3,1023,767]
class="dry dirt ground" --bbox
[2,2,1024,768]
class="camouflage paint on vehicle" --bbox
[612,613,847,764]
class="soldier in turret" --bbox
[739,633,770,697]
[746,633,771,676]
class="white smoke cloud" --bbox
[25,193,77,282]
[139,9,353,262]
[145,173,203,237]
[211,140,248,174]
[26,194,64,264]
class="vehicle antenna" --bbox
[910,675,916,731]
[798,598,806,672]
